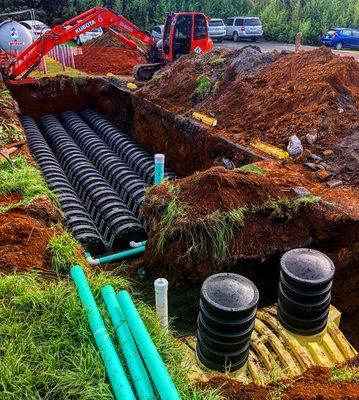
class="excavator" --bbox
[0,7,213,81]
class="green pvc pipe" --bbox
[101,285,155,400]
[117,290,181,400]
[154,153,165,185]
[70,266,136,400]
[86,245,146,265]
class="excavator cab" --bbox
[162,12,213,62]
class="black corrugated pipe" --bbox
[81,109,176,184]
[40,115,147,251]
[21,116,108,256]
[278,248,335,336]
[196,273,259,372]
[60,111,146,224]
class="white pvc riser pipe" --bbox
[154,278,169,330]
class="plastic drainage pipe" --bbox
[85,245,146,266]
[101,285,155,400]
[154,278,169,331]
[154,153,165,185]
[129,240,147,248]
[117,290,181,400]
[70,266,135,400]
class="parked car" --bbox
[151,25,164,42]
[76,27,103,45]
[321,28,359,50]
[225,16,263,42]
[20,20,50,40]
[208,18,226,42]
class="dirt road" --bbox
[215,39,359,60]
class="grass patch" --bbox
[155,182,188,254]
[46,230,84,273]
[29,56,86,79]
[192,207,247,262]
[330,364,359,383]
[238,164,267,176]
[195,75,212,95]
[0,272,221,400]
[0,89,26,147]
[209,57,225,65]
[152,183,247,264]
[261,195,321,218]
[0,157,57,214]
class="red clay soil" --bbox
[202,366,359,400]
[142,162,358,280]
[75,46,145,75]
[140,47,359,182]
[0,197,62,273]
[75,32,145,75]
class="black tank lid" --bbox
[201,273,259,313]
[281,248,335,286]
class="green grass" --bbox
[199,207,247,262]
[153,182,188,254]
[238,164,267,176]
[46,230,84,273]
[330,364,359,383]
[0,272,221,400]
[209,57,226,65]
[29,57,86,79]
[0,157,57,214]
[261,195,321,219]
[192,75,216,102]
[0,123,25,147]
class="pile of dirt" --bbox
[201,365,359,400]
[141,47,359,182]
[0,197,62,273]
[82,32,125,48]
[142,162,359,280]
[75,46,145,75]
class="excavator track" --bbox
[133,62,165,80]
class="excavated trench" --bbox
[9,75,358,348]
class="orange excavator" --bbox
[0,7,213,81]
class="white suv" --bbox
[225,16,263,42]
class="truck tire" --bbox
[233,31,239,42]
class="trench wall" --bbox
[10,76,263,177]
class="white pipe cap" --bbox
[154,278,168,293]
[154,153,165,164]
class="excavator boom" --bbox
[3,7,157,79]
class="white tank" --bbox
[0,20,32,53]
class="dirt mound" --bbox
[83,32,124,48]
[201,365,359,400]
[142,163,358,282]
[141,47,359,182]
[0,198,62,273]
[75,45,145,76]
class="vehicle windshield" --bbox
[243,18,261,26]
[209,20,224,27]
[326,30,336,36]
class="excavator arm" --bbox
[4,7,157,79]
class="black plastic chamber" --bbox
[196,273,259,372]
[277,248,335,336]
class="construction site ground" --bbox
[0,38,358,399]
